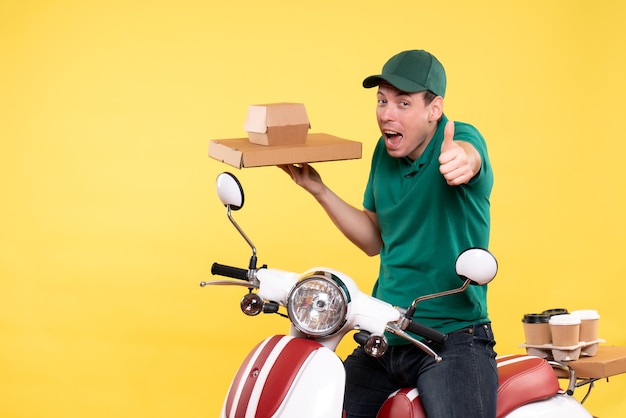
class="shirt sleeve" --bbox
[363,138,385,212]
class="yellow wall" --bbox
[1,1,625,416]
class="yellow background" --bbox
[2,0,625,416]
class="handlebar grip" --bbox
[211,263,249,281]
[405,321,447,344]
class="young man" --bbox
[280,50,496,418]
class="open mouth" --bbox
[384,130,403,149]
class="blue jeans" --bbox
[343,322,498,418]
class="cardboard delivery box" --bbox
[244,103,310,146]
[555,345,626,379]
[209,133,361,169]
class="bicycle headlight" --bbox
[287,271,350,337]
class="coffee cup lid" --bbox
[549,314,581,326]
[570,310,600,320]
[542,308,569,316]
[522,313,549,323]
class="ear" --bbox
[428,96,444,122]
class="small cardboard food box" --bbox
[244,103,310,146]
[553,345,626,379]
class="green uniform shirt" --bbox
[363,116,493,345]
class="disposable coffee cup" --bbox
[570,310,600,343]
[522,313,551,345]
[549,314,581,347]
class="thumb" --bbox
[440,120,455,153]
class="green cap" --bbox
[363,50,447,97]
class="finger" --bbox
[277,164,294,177]
[277,164,299,181]
[440,120,455,153]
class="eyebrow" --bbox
[376,88,415,99]
[377,87,413,98]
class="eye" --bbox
[400,100,410,107]
[377,99,387,106]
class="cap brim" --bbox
[362,74,428,93]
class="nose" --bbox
[378,105,396,122]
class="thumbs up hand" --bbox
[438,120,478,186]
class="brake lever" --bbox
[199,280,259,288]
[386,323,443,363]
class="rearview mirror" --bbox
[455,248,498,285]
[216,172,244,210]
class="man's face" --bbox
[376,84,439,161]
